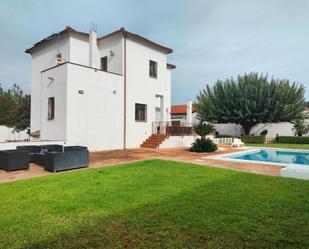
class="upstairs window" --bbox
[101,56,108,71]
[135,103,147,122]
[48,97,55,120]
[149,60,157,78]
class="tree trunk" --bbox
[242,124,254,135]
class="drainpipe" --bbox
[123,29,127,149]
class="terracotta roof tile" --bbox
[171,104,197,114]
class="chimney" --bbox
[89,29,98,68]
[186,100,192,124]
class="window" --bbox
[135,103,147,122]
[101,56,108,71]
[48,97,55,120]
[149,60,157,78]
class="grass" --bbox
[247,143,309,149]
[0,160,308,249]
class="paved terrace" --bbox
[0,145,283,183]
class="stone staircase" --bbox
[140,134,167,149]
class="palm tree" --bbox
[193,122,214,140]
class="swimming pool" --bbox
[225,149,309,166]
[207,148,309,180]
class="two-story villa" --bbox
[25,26,176,150]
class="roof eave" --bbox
[25,26,88,54]
[98,27,173,54]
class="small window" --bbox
[56,53,61,59]
[149,60,157,78]
[101,56,108,71]
[135,103,147,122]
[48,97,55,120]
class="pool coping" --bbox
[205,147,309,176]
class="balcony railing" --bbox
[152,121,193,136]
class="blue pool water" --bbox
[226,149,309,165]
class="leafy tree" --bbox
[8,95,30,132]
[0,84,30,132]
[292,118,309,136]
[0,85,14,125]
[197,73,305,135]
[193,122,214,140]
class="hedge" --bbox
[242,135,265,144]
[276,136,309,144]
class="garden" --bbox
[0,159,308,249]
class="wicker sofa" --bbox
[32,144,64,166]
[0,150,30,172]
[16,145,41,162]
[44,146,89,172]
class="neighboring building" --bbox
[171,101,198,124]
[26,26,175,150]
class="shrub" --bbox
[190,138,217,153]
[242,135,265,144]
[276,136,309,144]
[193,122,214,140]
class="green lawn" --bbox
[0,160,308,249]
[247,143,309,149]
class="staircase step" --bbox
[140,134,168,149]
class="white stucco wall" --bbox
[30,34,70,134]
[250,122,309,137]
[159,135,196,149]
[214,123,243,136]
[69,33,90,66]
[98,33,123,75]
[65,63,124,151]
[213,122,309,138]
[0,140,65,151]
[0,126,29,142]
[171,112,199,123]
[40,65,68,140]
[125,38,171,148]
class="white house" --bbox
[25,26,176,151]
[171,101,199,124]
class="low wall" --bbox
[0,140,66,151]
[0,126,29,142]
[159,135,196,149]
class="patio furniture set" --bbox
[0,145,89,172]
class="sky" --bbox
[0,0,308,104]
